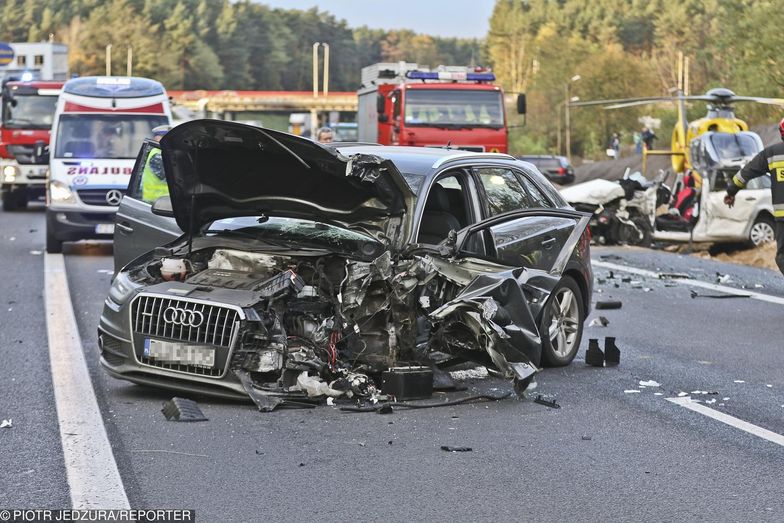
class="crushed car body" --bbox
[98,120,592,410]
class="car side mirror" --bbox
[516,94,527,115]
[33,140,49,164]
[151,195,174,217]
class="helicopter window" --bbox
[709,133,761,162]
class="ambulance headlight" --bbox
[50,180,76,203]
[3,164,19,182]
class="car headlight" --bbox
[2,164,19,183]
[108,270,138,305]
[50,179,76,204]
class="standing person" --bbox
[316,127,334,143]
[724,118,784,275]
[141,125,170,204]
[609,133,621,159]
[633,131,642,154]
[641,127,656,150]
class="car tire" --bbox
[14,190,28,209]
[540,275,584,367]
[46,226,63,253]
[749,215,775,247]
[2,190,18,211]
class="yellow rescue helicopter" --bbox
[565,56,784,247]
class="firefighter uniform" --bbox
[141,147,168,203]
[726,141,784,274]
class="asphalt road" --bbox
[2,207,784,521]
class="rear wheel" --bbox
[749,215,775,247]
[540,275,584,367]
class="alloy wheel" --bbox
[548,287,580,358]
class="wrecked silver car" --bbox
[98,120,593,410]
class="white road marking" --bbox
[593,260,784,306]
[44,253,130,509]
[667,396,784,447]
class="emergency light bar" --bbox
[405,71,496,82]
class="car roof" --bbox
[335,144,515,175]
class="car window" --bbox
[518,174,552,208]
[476,167,534,216]
[746,175,771,190]
[127,141,169,204]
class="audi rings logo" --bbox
[105,189,124,206]
[163,306,205,327]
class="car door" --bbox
[113,139,181,273]
[455,209,589,275]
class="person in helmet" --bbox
[725,118,784,274]
[141,125,171,204]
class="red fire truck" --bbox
[0,80,63,210]
[358,62,523,153]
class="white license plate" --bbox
[144,338,215,368]
[95,223,115,235]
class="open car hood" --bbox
[160,120,413,239]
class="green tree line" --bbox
[0,0,483,91]
[488,0,784,157]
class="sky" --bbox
[257,0,496,39]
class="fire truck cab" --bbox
[358,62,521,153]
[0,80,62,210]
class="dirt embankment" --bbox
[693,242,779,271]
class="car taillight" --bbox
[558,167,566,175]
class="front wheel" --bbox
[46,226,63,253]
[540,276,585,367]
[749,215,775,247]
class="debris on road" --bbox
[581,435,592,441]
[441,445,472,452]
[589,316,609,327]
[677,392,688,397]
[658,272,690,280]
[340,392,512,413]
[533,395,561,409]
[596,300,622,310]
[734,380,745,384]
[585,339,604,367]
[448,366,489,381]
[381,367,433,400]
[161,397,209,422]
[624,390,641,394]
[0,419,11,428]
[639,380,660,387]
[29,250,42,256]
[690,290,750,299]
[716,273,732,284]
[604,337,620,366]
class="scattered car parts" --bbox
[161,397,208,422]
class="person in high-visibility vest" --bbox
[141,125,171,203]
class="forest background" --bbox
[2,0,781,157]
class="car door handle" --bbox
[744,196,757,201]
[116,222,133,234]
[542,237,557,249]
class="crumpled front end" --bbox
[101,240,558,411]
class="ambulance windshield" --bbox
[54,114,168,159]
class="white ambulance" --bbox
[45,76,171,252]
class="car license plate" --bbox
[95,223,115,235]
[144,338,215,368]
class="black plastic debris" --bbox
[585,339,604,367]
[596,300,622,310]
[441,446,472,452]
[658,272,690,280]
[534,395,561,409]
[589,316,609,327]
[690,289,750,299]
[382,366,434,400]
[581,436,592,441]
[604,337,620,365]
[161,397,208,422]
[378,404,394,414]
[621,277,632,283]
